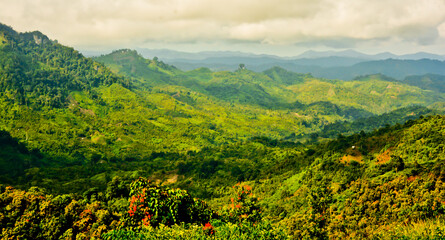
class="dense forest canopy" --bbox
[1,23,445,239]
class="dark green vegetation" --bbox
[314,58,445,80]
[403,74,445,93]
[300,105,439,141]
[2,23,445,239]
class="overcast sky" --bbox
[1,0,445,56]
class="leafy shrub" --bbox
[123,177,214,228]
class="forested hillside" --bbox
[2,114,445,239]
[403,74,445,93]
[96,51,445,115]
[1,23,445,239]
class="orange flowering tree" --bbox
[202,222,215,236]
[123,177,214,228]
[223,183,261,224]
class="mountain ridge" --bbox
[129,47,445,61]
[117,47,445,80]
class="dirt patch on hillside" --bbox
[376,149,392,164]
[80,108,96,116]
[152,174,179,186]
[340,154,363,164]
[340,147,364,164]
[166,174,178,184]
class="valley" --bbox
[1,23,445,239]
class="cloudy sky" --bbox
[1,0,445,56]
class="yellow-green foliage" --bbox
[0,187,118,239]
[372,219,445,240]
[288,78,444,114]
[392,116,445,165]
[0,34,7,48]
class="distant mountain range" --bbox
[89,48,444,80]
[308,59,445,80]
[294,49,445,60]
[126,48,445,62]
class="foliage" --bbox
[0,24,129,109]
[123,177,213,228]
[403,74,445,93]
[300,105,440,141]
[102,220,289,240]
[220,184,262,224]
[0,177,288,239]
[2,114,445,239]
[0,186,118,239]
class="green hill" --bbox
[97,51,445,116]
[0,24,307,163]
[0,24,129,108]
[94,49,180,87]
[252,115,445,239]
[297,105,442,141]
[286,74,444,114]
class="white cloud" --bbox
[1,0,445,54]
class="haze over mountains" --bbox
[130,48,445,62]
[96,48,445,80]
